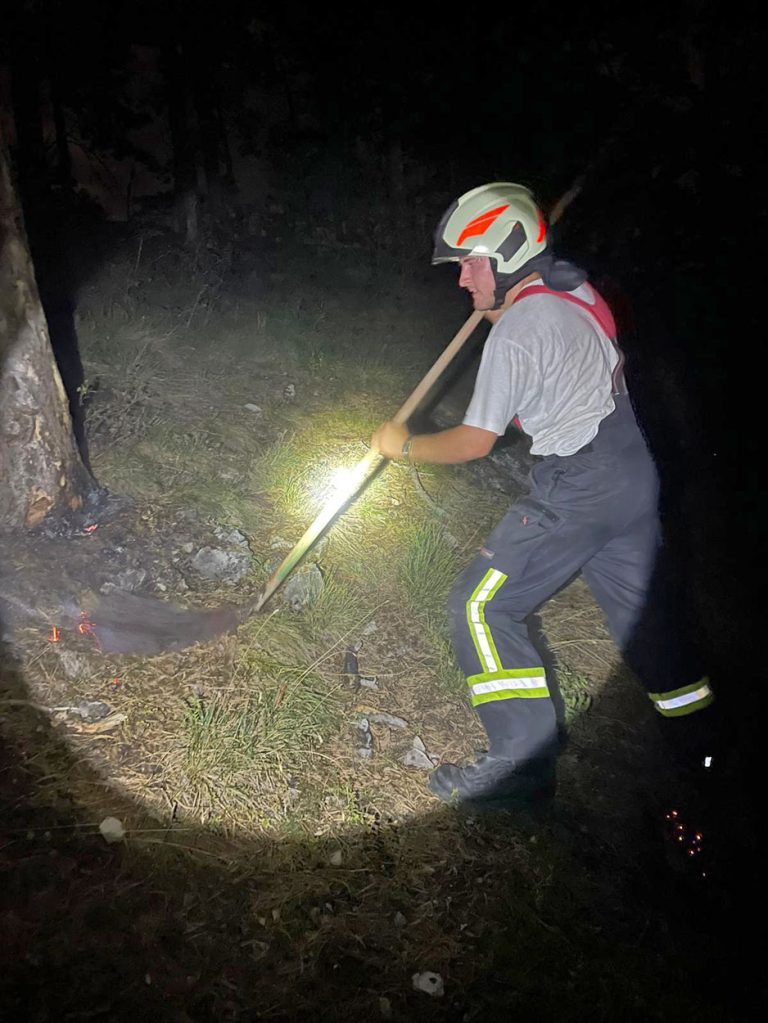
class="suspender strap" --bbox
[514,283,627,395]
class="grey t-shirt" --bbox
[463,281,619,456]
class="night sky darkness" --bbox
[1,0,766,1006]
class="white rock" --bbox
[366,712,408,730]
[328,849,343,866]
[402,748,434,770]
[412,971,444,997]
[99,816,125,844]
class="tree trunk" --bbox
[164,39,200,244]
[0,135,92,531]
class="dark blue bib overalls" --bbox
[447,286,713,765]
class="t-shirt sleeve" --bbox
[462,334,536,436]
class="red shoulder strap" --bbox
[513,282,626,396]
[513,282,617,339]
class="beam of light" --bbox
[256,448,383,612]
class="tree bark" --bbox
[0,134,92,531]
[163,39,200,244]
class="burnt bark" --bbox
[0,134,92,531]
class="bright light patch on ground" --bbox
[307,460,372,512]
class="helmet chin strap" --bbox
[491,250,588,308]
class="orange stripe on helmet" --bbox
[456,204,510,247]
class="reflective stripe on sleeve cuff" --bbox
[648,678,714,718]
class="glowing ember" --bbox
[48,625,61,642]
[77,612,100,648]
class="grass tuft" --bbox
[400,520,459,626]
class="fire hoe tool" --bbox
[249,308,485,615]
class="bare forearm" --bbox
[371,420,496,463]
[409,424,496,464]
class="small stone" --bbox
[366,712,408,730]
[283,383,296,401]
[356,747,374,759]
[394,911,407,928]
[181,542,194,554]
[99,816,125,844]
[361,620,378,636]
[356,718,373,749]
[213,526,250,548]
[358,676,379,690]
[244,403,263,413]
[328,849,343,867]
[190,546,251,583]
[402,748,434,770]
[412,971,444,997]
[70,701,111,722]
[378,996,392,1019]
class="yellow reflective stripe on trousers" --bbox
[466,568,507,673]
[648,677,714,718]
[467,669,549,707]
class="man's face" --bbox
[458,256,497,310]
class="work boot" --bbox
[428,753,556,807]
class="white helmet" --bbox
[432,182,548,274]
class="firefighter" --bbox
[371,182,715,806]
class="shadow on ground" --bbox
[0,605,758,1022]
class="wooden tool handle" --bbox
[252,309,485,614]
[391,309,484,425]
